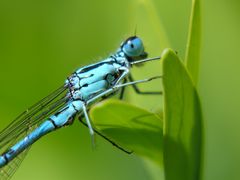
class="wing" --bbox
[0,85,69,179]
[0,142,30,180]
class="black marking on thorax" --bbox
[78,61,114,74]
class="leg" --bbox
[79,76,162,154]
[82,103,95,147]
[86,75,162,105]
[128,74,162,95]
[79,76,160,152]
[119,78,127,100]
[78,117,132,154]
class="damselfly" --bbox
[0,36,161,179]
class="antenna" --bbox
[134,25,137,36]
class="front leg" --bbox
[86,76,161,106]
[128,74,162,95]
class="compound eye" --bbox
[122,37,144,57]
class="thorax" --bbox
[65,57,128,102]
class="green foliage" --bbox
[162,49,203,180]
[90,48,203,180]
[91,0,203,180]
[90,100,163,166]
[185,0,201,84]
[0,0,239,179]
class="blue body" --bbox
[0,58,122,168]
[0,101,83,168]
[0,36,158,179]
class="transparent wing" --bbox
[0,142,31,180]
[0,85,69,179]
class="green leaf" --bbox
[185,0,201,84]
[90,100,163,166]
[162,49,203,180]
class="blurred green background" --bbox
[0,0,239,179]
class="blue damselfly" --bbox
[0,36,161,179]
